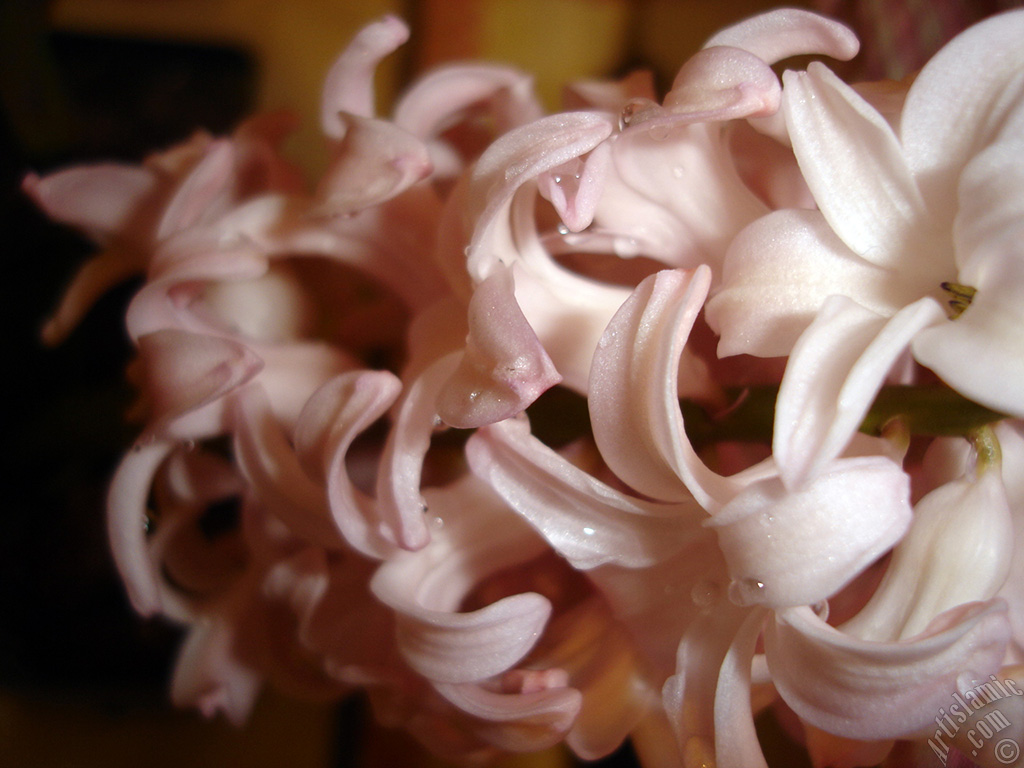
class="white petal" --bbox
[774,295,944,490]
[707,209,906,359]
[784,63,941,270]
[710,456,912,608]
[767,602,1010,740]
[703,8,858,65]
[466,417,704,570]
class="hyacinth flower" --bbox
[470,266,1018,767]
[26,5,1024,768]
[707,8,1024,421]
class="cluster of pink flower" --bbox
[27,7,1024,767]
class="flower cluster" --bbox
[28,8,1024,767]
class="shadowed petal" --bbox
[767,602,1011,740]
[438,265,561,428]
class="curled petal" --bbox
[536,143,611,233]
[373,582,551,684]
[713,610,771,768]
[663,46,780,122]
[664,605,762,758]
[394,63,543,140]
[231,386,341,547]
[22,164,159,243]
[171,615,262,726]
[315,113,432,216]
[767,602,1011,740]
[467,111,615,279]
[467,417,703,570]
[294,370,403,559]
[137,329,263,435]
[375,353,460,551]
[703,8,859,64]
[320,15,409,134]
[707,209,905,359]
[710,457,912,608]
[843,465,1013,642]
[107,440,175,615]
[589,268,744,509]
[784,62,945,272]
[773,295,945,490]
[438,265,561,428]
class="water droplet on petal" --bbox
[727,578,765,606]
[553,174,562,184]
[648,123,671,141]
[690,579,721,611]
[556,223,570,235]
[430,516,445,529]
[672,166,684,179]
[619,97,659,129]
[582,526,595,536]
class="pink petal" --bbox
[315,113,432,215]
[156,140,236,240]
[707,209,905,358]
[22,164,159,243]
[41,245,148,346]
[230,386,342,547]
[293,370,403,559]
[900,9,1024,223]
[466,111,615,280]
[536,142,611,233]
[663,605,765,760]
[589,267,743,509]
[438,265,561,428]
[843,461,1014,642]
[710,456,912,608]
[767,602,1011,740]
[394,63,543,140]
[107,440,175,615]
[375,353,460,551]
[783,62,944,272]
[662,46,780,122]
[466,417,703,570]
[773,295,945,491]
[703,8,859,64]
[136,329,263,434]
[320,15,409,135]
[171,614,262,725]
[713,610,771,768]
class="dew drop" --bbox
[182,439,196,453]
[727,578,765,606]
[430,516,445,529]
[556,223,570,235]
[582,526,595,536]
[690,580,721,611]
[649,124,671,141]
[618,97,658,130]
[553,174,562,184]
